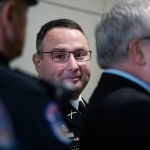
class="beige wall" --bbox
[11,0,121,102]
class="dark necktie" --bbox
[78,101,86,113]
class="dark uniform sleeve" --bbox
[0,66,71,150]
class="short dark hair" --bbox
[36,19,86,53]
[0,0,38,6]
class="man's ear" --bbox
[0,1,17,38]
[32,53,41,72]
[128,39,145,65]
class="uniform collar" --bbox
[69,95,82,110]
[105,69,150,93]
[0,52,9,67]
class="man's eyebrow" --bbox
[75,48,88,51]
[51,48,66,52]
[51,47,87,52]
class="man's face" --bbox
[34,28,91,98]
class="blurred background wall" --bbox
[11,0,121,102]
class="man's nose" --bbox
[66,53,79,71]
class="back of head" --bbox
[0,0,38,61]
[36,18,86,53]
[95,0,150,69]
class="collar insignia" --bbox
[67,109,77,119]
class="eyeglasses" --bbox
[37,50,92,62]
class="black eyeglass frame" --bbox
[37,50,92,62]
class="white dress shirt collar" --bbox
[70,95,82,110]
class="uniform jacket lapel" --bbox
[61,98,87,129]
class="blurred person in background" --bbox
[0,0,70,149]
[33,18,91,150]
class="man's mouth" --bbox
[63,77,80,82]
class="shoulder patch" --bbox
[0,98,16,149]
[45,102,71,145]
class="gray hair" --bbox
[96,0,150,69]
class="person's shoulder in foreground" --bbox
[0,0,70,149]
[80,0,150,149]
[32,18,91,150]
[0,61,71,150]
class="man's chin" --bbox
[61,80,81,90]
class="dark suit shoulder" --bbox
[102,87,150,108]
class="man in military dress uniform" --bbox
[32,19,91,150]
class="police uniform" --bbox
[61,99,87,150]
[0,53,70,150]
